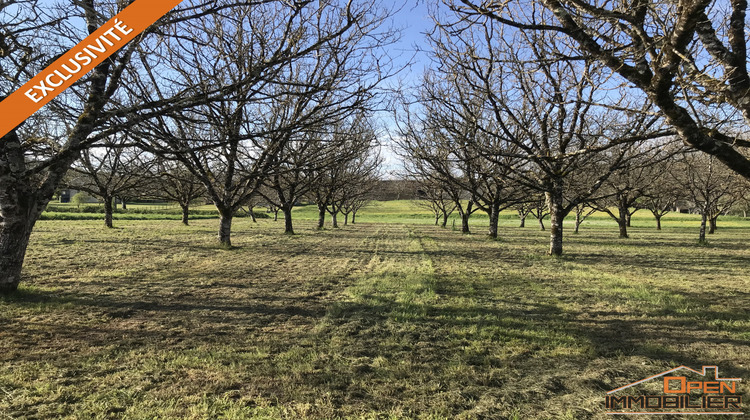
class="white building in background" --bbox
[58,189,98,204]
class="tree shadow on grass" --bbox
[4,273,748,419]
[562,250,750,276]
[363,301,744,369]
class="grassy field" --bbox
[44,199,749,229]
[1,207,749,419]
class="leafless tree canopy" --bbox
[69,136,154,228]
[452,0,750,179]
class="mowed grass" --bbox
[1,211,748,419]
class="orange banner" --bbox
[0,0,184,139]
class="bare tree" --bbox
[529,194,550,232]
[260,131,329,235]
[642,154,683,230]
[134,1,395,246]
[515,201,534,228]
[261,192,281,222]
[572,202,596,234]
[151,159,206,225]
[0,0,150,292]
[308,117,380,229]
[592,149,666,238]
[679,153,745,243]
[0,0,389,292]
[337,151,382,226]
[415,179,457,227]
[69,137,154,228]
[345,195,371,224]
[422,8,670,254]
[394,79,521,238]
[735,187,750,218]
[395,125,481,235]
[260,116,378,234]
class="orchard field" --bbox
[1,202,749,419]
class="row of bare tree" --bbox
[412,147,749,246]
[6,0,750,293]
[65,121,381,237]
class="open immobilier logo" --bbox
[605,365,743,415]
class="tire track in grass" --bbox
[307,225,456,417]
[408,224,603,419]
[343,224,439,317]
[312,224,568,418]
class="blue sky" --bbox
[388,1,435,86]
[367,1,438,175]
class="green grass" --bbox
[42,203,268,221]
[1,206,748,419]
[46,199,744,232]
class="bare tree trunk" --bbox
[274,210,278,221]
[317,205,326,229]
[121,200,127,210]
[344,213,349,226]
[699,212,708,243]
[461,212,471,234]
[519,213,526,228]
[574,212,581,234]
[246,205,257,223]
[708,216,717,234]
[655,215,662,230]
[488,202,500,239]
[617,220,628,238]
[282,205,294,235]
[352,211,357,224]
[435,214,439,225]
[218,211,233,247]
[104,196,114,229]
[0,163,49,292]
[1,129,84,293]
[625,212,632,227]
[547,187,565,256]
[331,212,339,228]
[537,216,545,231]
[0,212,37,293]
[617,204,629,239]
[181,204,190,225]
[441,212,448,228]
